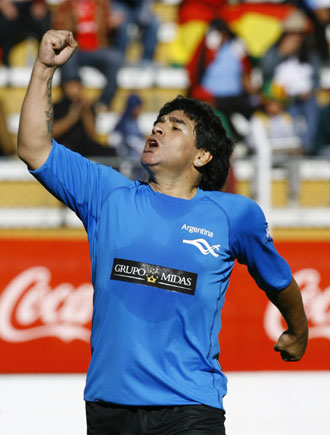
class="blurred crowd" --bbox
[0,0,330,165]
[180,0,330,157]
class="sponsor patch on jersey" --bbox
[110,258,197,295]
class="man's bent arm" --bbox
[266,277,308,362]
[17,30,77,170]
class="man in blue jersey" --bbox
[18,30,308,435]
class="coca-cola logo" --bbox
[0,266,93,342]
[264,268,330,341]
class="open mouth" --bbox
[144,137,160,151]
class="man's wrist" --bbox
[288,323,308,340]
[33,60,57,81]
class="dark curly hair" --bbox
[156,95,234,191]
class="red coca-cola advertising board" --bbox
[0,238,329,373]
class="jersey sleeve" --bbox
[229,197,292,292]
[29,139,133,230]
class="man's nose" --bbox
[152,125,165,136]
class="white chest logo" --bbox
[183,238,221,257]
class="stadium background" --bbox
[0,0,329,434]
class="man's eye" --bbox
[173,126,181,131]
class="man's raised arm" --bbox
[17,30,77,170]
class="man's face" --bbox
[141,110,198,175]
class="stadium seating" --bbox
[0,0,330,231]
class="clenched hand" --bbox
[37,29,78,69]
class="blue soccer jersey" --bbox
[31,140,292,410]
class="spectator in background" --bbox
[52,0,124,113]
[111,0,160,66]
[187,19,260,142]
[53,74,116,157]
[0,98,16,155]
[109,92,147,180]
[0,0,50,66]
[261,9,322,155]
[247,80,302,154]
[187,19,223,105]
[314,72,330,155]
[314,101,330,154]
[110,93,144,158]
[168,0,227,67]
[301,0,330,65]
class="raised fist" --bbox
[37,30,78,68]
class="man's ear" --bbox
[193,150,213,168]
